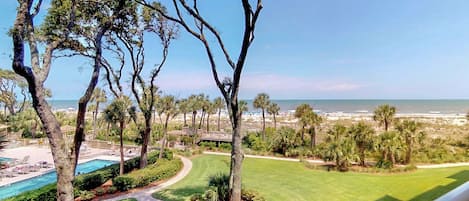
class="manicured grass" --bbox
[153,155,469,201]
[118,198,137,201]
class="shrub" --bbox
[219,143,232,151]
[107,186,118,194]
[112,176,135,191]
[95,187,106,196]
[112,159,182,190]
[200,141,217,150]
[3,183,56,201]
[74,171,109,190]
[208,173,230,201]
[79,190,95,201]
[243,132,268,151]
[241,189,265,201]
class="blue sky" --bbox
[2,0,469,100]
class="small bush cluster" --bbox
[112,159,182,191]
[199,142,232,152]
[190,173,265,201]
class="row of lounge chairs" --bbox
[0,157,53,180]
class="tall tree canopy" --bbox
[137,1,263,199]
[373,104,396,131]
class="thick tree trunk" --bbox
[406,140,412,164]
[159,116,169,159]
[7,104,15,116]
[359,147,365,166]
[183,112,187,126]
[229,105,243,201]
[217,109,221,131]
[390,151,396,167]
[199,111,205,129]
[310,127,316,149]
[384,121,389,131]
[261,109,266,140]
[301,125,305,144]
[119,120,124,175]
[35,95,76,201]
[139,116,151,168]
[273,113,277,129]
[206,114,210,132]
[93,102,99,136]
[191,111,197,144]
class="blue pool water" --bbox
[0,159,116,200]
[0,157,12,163]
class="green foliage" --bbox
[243,133,267,151]
[95,187,106,196]
[74,170,110,191]
[78,190,95,201]
[112,158,182,190]
[118,198,138,201]
[112,176,135,191]
[219,143,232,151]
[271,127,300,155]
[189,172,265,201]
[200,141,217,150]
[107,186,118,194]
[321,124,358,171]
[241,189,266,201]
[3,183,56,201]
[373,104,396,131]
[208,173,230,201]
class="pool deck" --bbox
[0,145,127,187]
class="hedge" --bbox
[112,158,182,191]
[4,150,172,201]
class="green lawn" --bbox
[153,155,469,201]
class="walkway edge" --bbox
[103,156,193,201]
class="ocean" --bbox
[49,99,469,115]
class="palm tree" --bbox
[213,97,224,131]
[188,94,201,134]
[206,102,217,132]
[156,95,179,159]
[267,103,280,129]
[90,88,107,136]
[396,120,425,164]
[198,94,209,129]
[253,93,270,139]
[239,100,249,114]
[303,110,322,149]
[178,99,189,127]
[295,104,313,143]
[349,121,375,166]
[373,104,396,131]
[103,96,133,175]
[323,124,357,170]
[377,131,402,167]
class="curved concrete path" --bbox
[104,156,192,201]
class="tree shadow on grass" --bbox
[152,185,207,201]
[375,195,401,201]
[409,170,469,201]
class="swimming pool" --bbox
[0,159,116,200]
[0,157,12,163]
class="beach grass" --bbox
[153,154,469,201]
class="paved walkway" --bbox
[103,156,192,201]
